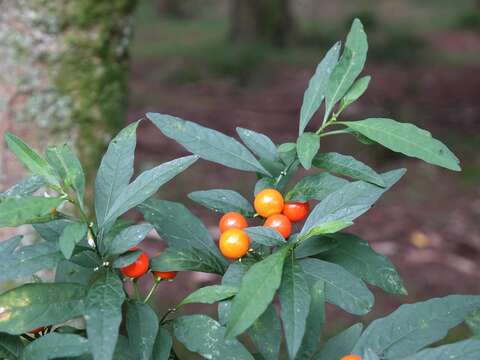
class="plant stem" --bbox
[144,278,161,304]
[275,160,297,186]
[132,279,142,300]
[160,307,177,324]
[319,129,351,138]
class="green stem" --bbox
[160,307,177,324]
[132,279,142,300]
[275,160,297,186]
[144,278,161,304]
[319,129,351,138]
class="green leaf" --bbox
[299,219,353,241]
[85,270,125,360]
[248,304,281,360]
[150,247,226,275]
[294,236,339,259]
[299,42,341,135]
[148,113,271,176]
[297,133,320,170]
[324,19,368,120]
[295,281,326,360]
[112,250,142,269]
[103,155,198,228]
[245,227,286,246]
[0,196,64,227]
[113,336,136,360]
[285,173,348,202]
[466,309,480,337]
[4,133,59,187]
[0,283,86,334]
[1,176,45,197]
[0,235,22,256]
[313,323,363,360]
[279,254,311,359]
[139,199,226,267]
[401,339,480,360]
[300,258,374,315]
[300,169,405,237]
[254,178,277,196]
[321,233,406,295]
[339,75,371,112]
[151,327,172,360]
[0,242,63,282]
[226,245,290,338]
[100,219,135,255]
[352,295,480,358]
[22,333,89,360]
[126,301,159,360]
[0,333,24,360]
[95,122,139,231]
[179,285,238,307]
[108,224,153,255]
[237,127,279,162]
[59,222,88,259]
[55,259,94,285]
[45,144,86,209]
[174,315,254,360]
[340,118,461,171]
[188,189,254,217]
[278,143,297,165]
[313,152,385,186]
[33,219,70,242]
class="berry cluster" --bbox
[218,188,310,260]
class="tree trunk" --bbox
[229,0,294,47]
[0,0,138,190]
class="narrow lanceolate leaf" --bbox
[285,173,349,202]
[174,315,254,360]
[59,222,88,259]
[95,121,139,229]
[85,270,125,360]
[301,169,405,237]
[126,301,159,360]
[300,258,374,315]
[45,144,86,208]
[363,349,380,360]
[0,283,86,334]
[139,199,226,265]
[22,333,89,360]
[401,339,480,360]
[339,75,371,111]
[150,247,226,275]
[294,236,339,259]
[237,127,280,162]
[467,309,480,337]
[279,254,311,359]
[0,333,24,360]
[278,142,297,165]
[313,152,385,186]
[340,118,461,171]
[108,223,153,255]
[249,304,282,360]
[297,133,320,170]
[33,219,71,242]
[179,285,238,307]
[4,133,59,187]
[151,327,172,360]
[299,42,341,135]
[353,295,480,358]
[0,242,63,282]
[104,155,198,227]
[245,227,286,246]
[112,250,142,269]
[0,196,64,227]
[148,113,271,176]
[299,219,353,241]
[55,259,94,285]
[188,189,255,217]
[324,19,368,121]
[1,176,45,197]
[295,281,326,360]
[226,246,290,338]
[0,235,22,256]
[321,233,406,295]
[314,323,363,360]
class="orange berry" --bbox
[254,188,284,218]
[219,212,248,233]
[264,214,292,238]
[283,202,310,222]
[120,251,149,278]
[29,327,45,334]
[219,228,250,260]
[153,271,177,280]
[340,355,363,360]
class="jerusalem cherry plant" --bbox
[0,18,479,360]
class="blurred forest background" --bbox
[1,0,480,356]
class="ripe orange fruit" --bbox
[340,355,363,360]
[264,214,292,238]
[219,228,250,260]
[120,251,149,278]
[29,327,45,334]
[283,202,310,222]
[219,212,248,233]
[153,271,177,280]
[254,188,284,218]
